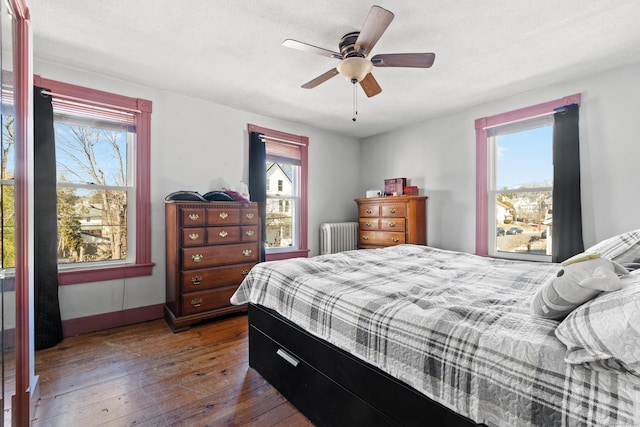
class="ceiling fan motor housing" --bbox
[339,31,363,58]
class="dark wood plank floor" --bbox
[33,314,313,426]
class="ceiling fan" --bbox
[283,5,436,99]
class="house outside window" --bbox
[35,75,153,284]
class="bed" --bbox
[230,231,640,427]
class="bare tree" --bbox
[56,125,128,261]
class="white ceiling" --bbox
[28,1,640,139]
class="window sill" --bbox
[266,249,310,261]
[58,262,155,285]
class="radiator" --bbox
[320,222,359,255]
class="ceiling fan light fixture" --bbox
[337,57,373,83]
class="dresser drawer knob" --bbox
[391,237,400,243]
[389,208,397,214]
[188,213,199,221]
[245,230,254,236]
[362,236,369,241]
[389,222,396,228]
[191,254,203,263]
[219,230,228,238]
[188,233,199,240]
[191,276,203,285]
[366,208,373,214]
[191,298,203,308]
[365,222,372,227]
[242,249,253,257]
[242,269,250,276]
[219,212,229,219]
[246,213,254,219]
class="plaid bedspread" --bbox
[231,245,640,427]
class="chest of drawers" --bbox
[165,200,260,332]
[355,196,427,249]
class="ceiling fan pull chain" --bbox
[352,81,358,122]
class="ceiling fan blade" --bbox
[301,68,340,89]
[359,73,382,97]
[371,53,436,68]
[355,6,394,57]
[283,39,342,59]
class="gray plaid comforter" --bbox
[231,245,640,427]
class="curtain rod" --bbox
[39,89,141,114]
[259,135,306,146]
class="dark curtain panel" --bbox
[34,86,63,349]
[552,104,584,262]
[248,131,266,262]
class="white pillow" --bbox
[585,229,640,263]
[555,277,640,376]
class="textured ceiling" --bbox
[28,1,640,138]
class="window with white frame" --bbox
[487,116,553,261]
[266,153,299,249]
[35,76,153,284]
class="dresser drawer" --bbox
[241,208,259,225]
[181,286,239,315]
[241,226,259,241]
[380,218,405,232]
[182,243,259,269]
[358,204,380,217]
[181,208,205,227]
[182,228,205,246]
[359,218,380,230]
[182,263,255,293]
[207,226,241,244]
[206,207,240,225]
[359,231,405,247]
[381,204,406,217]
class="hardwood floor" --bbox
[33,314,313,426]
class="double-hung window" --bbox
[249,124,309,261]
[35,76,153,284]
[475,94,581,261]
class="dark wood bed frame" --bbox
[248,303,483,426]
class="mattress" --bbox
[231,244,640,427]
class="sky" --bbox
[496,125,553,189]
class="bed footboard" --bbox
[248,303,481,427]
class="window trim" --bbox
[248,124,309,261]
[475,93,581,257]
[34,75,154,284]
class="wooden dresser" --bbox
[164,200,260,332]
[355,196,427,249]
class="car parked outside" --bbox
[496,227,505,236]
[506,227,523,235]
[541,228,547,239]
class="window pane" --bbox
[55,123,129,186]
[496,125,552,189]
[495,190,552,256]
[265,198,295,248]
[57,187,127,263]
[1,183,15,268]
[266,160,298,249]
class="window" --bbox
[1,95,15,270]
[475,94,581,260]
[34,75,153,284]
[248,124,309,261]
[488,117,553,261]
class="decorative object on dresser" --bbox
[355,195,427,249]
[164,199,260,332]
[384,177,406,196]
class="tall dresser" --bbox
[165,200,260,332]
[355,196,427,249]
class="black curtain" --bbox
[34,86,63,349]
[552,104,584,262]
[248,131,266,262]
